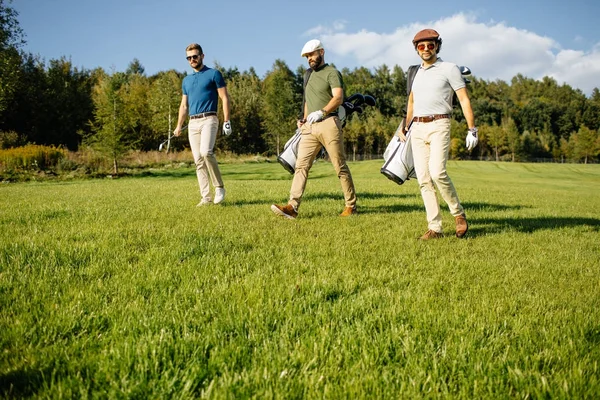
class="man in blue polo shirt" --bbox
[174,43,232,206]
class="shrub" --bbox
[0,145,66,172]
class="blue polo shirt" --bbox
[182,66,226,115]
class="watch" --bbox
[320,109,328,116]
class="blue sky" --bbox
[12,0,600,95]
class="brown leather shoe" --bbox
[455,214,468,238]
[419,229,444,240]
[271,203,298,219]
[340,206,357,217]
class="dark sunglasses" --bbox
[186,54,201,61]
[417,43,436,51]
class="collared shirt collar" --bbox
[420,57,443,70]
[314,63,329,72]
[192,65,209,74]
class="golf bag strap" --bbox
[300,68,313,118]
[406,65,419,96]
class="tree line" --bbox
[1,1,599,165]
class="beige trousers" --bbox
[411,118,464,232]
[289,117,356,209]
[188,116,223,201]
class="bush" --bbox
[0,145,66,172]
[0,130,25,149]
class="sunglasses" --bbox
[186,54,201,61]
[417,43,436,51]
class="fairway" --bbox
[1,160,599,398]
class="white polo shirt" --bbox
[411,58,465,116]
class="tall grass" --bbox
[1,160,599,398]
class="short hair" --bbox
[186,43,203,54]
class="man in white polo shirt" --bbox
[403,29,478,240]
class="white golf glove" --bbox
[306,110,325,124]
[466,127,478,151]
[223,121,232,136]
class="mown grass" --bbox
[1,160,599,398]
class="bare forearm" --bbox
[177,104,188,128]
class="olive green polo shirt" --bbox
[305,64,344,114]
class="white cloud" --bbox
[308,13,599,95]
[303,20,348,37]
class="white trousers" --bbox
[188,116,223,201]
[411,118,464,232]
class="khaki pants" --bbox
[411,118,464,232]
[289,117,356,209]
[188,116,223,201]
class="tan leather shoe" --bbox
[271,203,298,219]
[340,206,357,217]
[419,229,444,240]
[455,214,468,238]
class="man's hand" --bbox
[306,110,324,124]
[395,119,408,142]
[223,121,232,136]
[173,126,182,137]
[466,127,478,151]
[297,119,306,129]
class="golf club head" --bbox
[158,143,164,151]
[459,66,471,76]
[342,101,355,111]
[364,95,376,107]
[346,93,365,107]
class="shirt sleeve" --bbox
[328,70,343,89]
[447,64,466,92]
[214,70,226,89]
[182,78,188,96]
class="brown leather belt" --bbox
[190,112,217,119]
[412,114,450,123]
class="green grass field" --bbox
[1,160,599,398]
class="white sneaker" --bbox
[197,198,212,207]
[214,187,226,204]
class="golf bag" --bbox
[380,122,416,185]
[277,129,303,174]
[277,92,376,174]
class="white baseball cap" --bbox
[301,39,324,57]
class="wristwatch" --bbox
[320,109,328,116]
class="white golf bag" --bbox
[277,129,303,174]
[380,121,416,185]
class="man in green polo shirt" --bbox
[271,39,357,219]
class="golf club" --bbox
[364,95,376,107]
[158,125,187,151]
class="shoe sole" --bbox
[271,204,296,219]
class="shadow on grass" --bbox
[468,216,600,236]
[0,367,47,398]
[464,202,530,212]
[128,169,195,179]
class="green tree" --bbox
[571,125,599,164]
[149,70,182,152]
[121,72,152,149]
[88,71,132,174]
[582,88,600,132]
[221,68,265,154]
[261,60,298,155]
[504,116,521,162]
[0,0,24,124]
[484,122,505,161]
[126,58,145,76]
[42,57,94,149]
